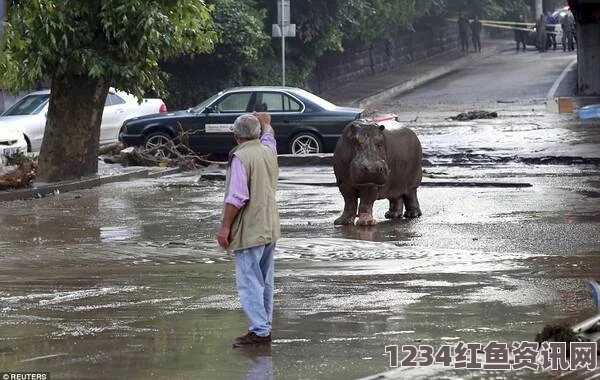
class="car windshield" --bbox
[291,89,337,111]
[2,94,50,116]
[190,92,222,113]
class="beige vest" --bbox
[224,139,280,252]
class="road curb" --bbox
[0,155,333,203]
[0,166,182,202]
[358,65,458,108]
[545,59,600,114]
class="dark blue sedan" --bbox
[119,86,364,155]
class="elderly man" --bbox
[217,112,280,348]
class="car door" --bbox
[197,91,254,155]
[100,93,127,144]
[253,91,304,153]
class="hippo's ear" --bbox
[345,123,358,139]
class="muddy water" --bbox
[1,100,600,378]
[0,152,599,380]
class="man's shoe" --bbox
[233,332,271,348]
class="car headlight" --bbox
[0,140,18,146]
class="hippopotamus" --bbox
[333,119,422,226]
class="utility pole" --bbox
[280,0,286,86]
[535,0,543,18]
[272,0,295,87]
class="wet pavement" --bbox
[1,46,600,380]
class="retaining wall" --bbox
[309,22,459,94]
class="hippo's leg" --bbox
[385,198,404,219]
[403,188,422,218]
[356,187,378,226]
[334,184,358,225]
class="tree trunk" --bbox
[37,75,109,182]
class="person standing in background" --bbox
[546,11,558,50]
[514,15,528,52]
[458,14,470,52]
[470,16,482,52]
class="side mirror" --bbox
[204,106,215,114]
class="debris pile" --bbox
[449,110,498,121]
[534,279,600,353]
[0,154,37,190]
[101,131,223,170]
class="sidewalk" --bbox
[320,38,515,108]
[546,59,600,113]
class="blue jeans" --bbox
[235,242,275,337]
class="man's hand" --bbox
[218,204,239,250]
[217,226,231,250]
[254,112,274,136]
[254,112,271,128]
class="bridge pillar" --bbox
[569,0,600,96]
[577,23,600,96]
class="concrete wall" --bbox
[309,22,458,94]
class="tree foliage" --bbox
[162,0,269,108]
[446,0,531,20]
[0,0,217,182]
[160,0,541,109]
[0,0,217,99]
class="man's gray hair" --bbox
[233,114,261,140]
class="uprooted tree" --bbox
[0,0,217,182]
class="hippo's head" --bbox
[344,120,390,187]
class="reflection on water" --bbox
[238,346,273,380]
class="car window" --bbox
[191,92,221,113]
[2,94,50,116]
[291,89,337,111]
[108,93,126,106]
[214,92,252,113]
[258,92,302,112]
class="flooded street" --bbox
[1,49,599,379]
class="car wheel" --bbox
[290,132,322,155]
[144,131,175,158]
